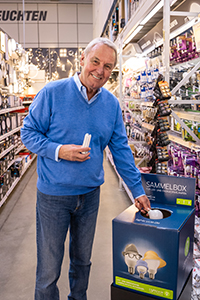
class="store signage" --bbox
[145,181,187,193]
[0,10,47,21]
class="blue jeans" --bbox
[35,187,100,300]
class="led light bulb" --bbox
[143,251,166,280]
[145,259,160,279]
[136,260,148,279]
[122,244,142,275]
[148,209,163,219]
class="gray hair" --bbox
[84,37,118,67]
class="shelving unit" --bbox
[100,2,200,299]
[0,28,36,208]
[0,126,21,141]
[103,0,200,152]
[0,154,36,208]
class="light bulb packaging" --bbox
[112,173,195,300]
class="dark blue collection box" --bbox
[112,173,195,300]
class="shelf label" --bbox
[115,276,173,299]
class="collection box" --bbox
[112,173,196,300]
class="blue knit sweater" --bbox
[21,75,145,198]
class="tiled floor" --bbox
[0,156,131,300]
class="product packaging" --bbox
[112,173,195,300]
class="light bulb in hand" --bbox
[148,209,163,220]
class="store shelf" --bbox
[170,57,200,70]
[123,97,141,102]
[5,159,16,174]
[0,154,37,208]
[0,106,24,115]
[168,131,200,151]
[172,110,200,122]
[0,127,21,142]
[123,99,155,107]
[22,101,32,105]
[15,145,26,154]
[0,85,9,92]
[142,122,154,131]
[115,0,161,46]
[0,145,16,159]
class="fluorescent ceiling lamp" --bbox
[124,0,164,45]
[124,25,143,45]
[140,0,164,25]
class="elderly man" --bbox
[21,37,150,300]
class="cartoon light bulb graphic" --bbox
[122,244,142,274]
[136,260,148,279]
[143,251,166,279]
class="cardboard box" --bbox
[112,173,195,300]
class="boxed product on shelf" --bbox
[7,95,21,108]
[10,157,25,178]
[0,115,6,135]
[18,150,33,167]
[10,113,19,130]
[5,114,12,132]
[112,173,195,300]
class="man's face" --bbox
[79,43,116,94]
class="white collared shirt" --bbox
[73,72,102,104]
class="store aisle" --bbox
[0,155,131,300]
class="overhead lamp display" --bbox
[140,0,164,25]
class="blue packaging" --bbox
[112,173,195,300]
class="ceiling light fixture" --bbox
[124,0,164,45]
[140,0,164,25]
[124,25,144,45]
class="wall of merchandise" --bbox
[103,0,200,215]
[98,1,200,298]
[0,28,35,208]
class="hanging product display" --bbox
[145,74,172,175]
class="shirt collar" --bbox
[73,72,102,104]
[74,72,82,92]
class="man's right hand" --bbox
[58,145,91,162]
